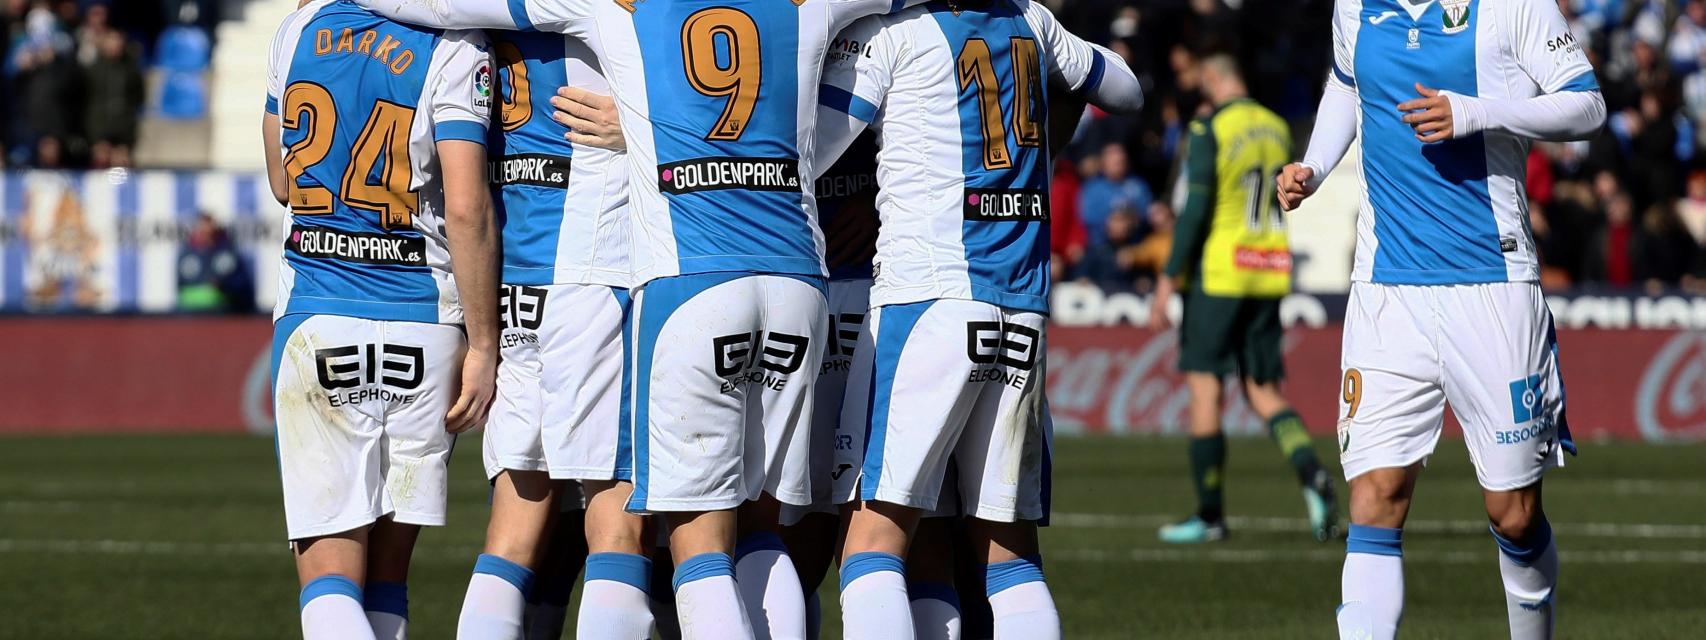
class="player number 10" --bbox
[959,37,1044,171]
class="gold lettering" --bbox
[314,29,333,55]
[356,30,378,55]
[389,50,414,75]
[336,28,355,53]
[374,35,400,64]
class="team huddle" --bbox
[263,0,1603,639]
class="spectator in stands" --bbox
[1679,170,1706,249]
[1076,204,1145,292]
[73,1,109,66]
[1670,0,1706,75]
[8,4,80,168]
[83,29,142,168]
[1050,157,1087,281]
[1126,200,1175,292]
[176,213,254,313]
[1634,203,1702,288]
[1586,189,1638,287]
[1078,142,1153,246]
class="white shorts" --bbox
[626,273,828,513]
[482,284,631,482]
[1338,282,1574,491]
[781,279,871,527]
[272,314,465,540]
[841,299,1050,523]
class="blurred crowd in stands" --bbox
[2,0,212,169]
[4,0,1705,293]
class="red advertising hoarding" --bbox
[1048,326,1706,442]
[2,318,1703,441]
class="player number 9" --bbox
[1342,368,1363,419]
[682,7,762,141]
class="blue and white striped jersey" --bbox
[487,31,630,287]
[266,0,490,324]
[355,0,928,285]
[819,0,1119,314]
[1329,0,1598,285]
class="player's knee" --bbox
[1348,471,1413,527]
[1486,503,1543,543]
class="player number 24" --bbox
[281,81,418,229]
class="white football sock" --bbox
[735,533,808,640]
[985,557,1058,640]
[1494,519,1558,640]
[908,581,963,640]
[300,575,376,640]
[838,552,914,640]
[577,552,656,640]
[363,581,409,640]
[457,554,534,640]
[673,553,754,640]
[1339,525,1404,640]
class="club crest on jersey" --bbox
[1441,0,1471,35]
[1407,28,1421,49]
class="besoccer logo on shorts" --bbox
[1508,374,1544,424]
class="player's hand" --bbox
[1149,277,1175,331]
[445,347,497,434]
[1399,83,1455,143]
[552,87,626,151]
[1276,163,1316,211]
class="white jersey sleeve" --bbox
[827,0,929,31]
[266,1,329,116]
[1327,0,1359,93]
[1021,0,1141,113]
[816,15,898,173]
[354,0,590,32]
[1504,0,1596,94]
[424,29,493,145]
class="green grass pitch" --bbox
[2,434,1702,639]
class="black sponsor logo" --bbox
[1546,32,1578,53]
[288,224,426,266]
[491,153,572,189]
[831,463,854,480]
[314,343,426,406]
[966,321,1040,371]
[659,157,802,195]
[963,188,1049,222]
[815,171,877,200]
[499,285,549,331]
[826,312,865,358]
[714,331,810,393]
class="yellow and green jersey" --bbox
[1163,98,1293,298]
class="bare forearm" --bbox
[353,0,520,29]
[446,207,499,353]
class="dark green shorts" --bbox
[1178,292,1286,382]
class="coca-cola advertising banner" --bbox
[1,318,1702,442]
[1048,326,1706,442]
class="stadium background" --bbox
[0,0,1702,638]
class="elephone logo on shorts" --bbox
[314,344,425,407]
[714,331,810,393]
[1509,374,1544,423]
[499,286,547,345]
[966,322,1040,389]
[658,158,801,195]
[821,312,865,375]
[963,188,1048,222]
[288,225,426,266]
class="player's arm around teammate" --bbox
[1280,1,1604,638]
